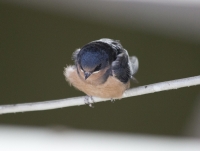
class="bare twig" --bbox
[0,75,200,115]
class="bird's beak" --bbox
[84,72,92,80]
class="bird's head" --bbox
[77,42,113,82]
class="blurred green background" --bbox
[0,2,200,136]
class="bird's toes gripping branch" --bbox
[84,96,95,108]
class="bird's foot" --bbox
[84,96,95,108]
[111,98,116,103]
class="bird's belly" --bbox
[64,66,130,98]
[83,76,129,98]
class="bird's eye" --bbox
[94,64,101,72]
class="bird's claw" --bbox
[84,96,95,108]
[111,98,115,103]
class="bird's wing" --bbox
[111,51,131,83]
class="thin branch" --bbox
[0,75,200,115]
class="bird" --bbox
[64,38,138,105]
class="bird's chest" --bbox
[65,66,130,98]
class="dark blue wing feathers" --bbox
[111,52,131,83]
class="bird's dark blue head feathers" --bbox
[77,41,116,72]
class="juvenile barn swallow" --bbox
[64,38,138,104]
